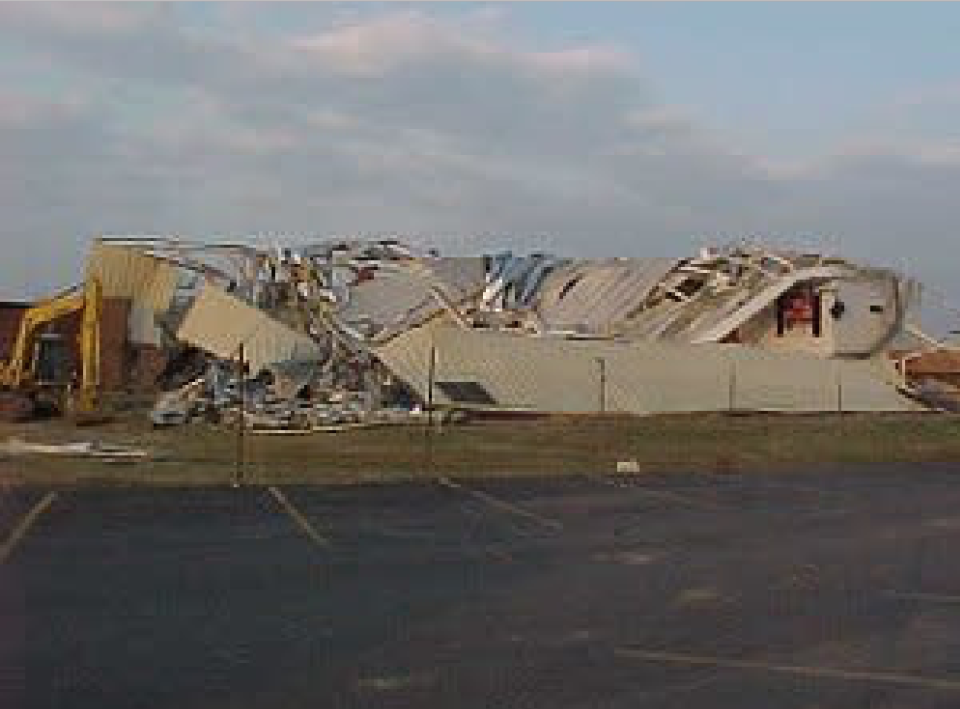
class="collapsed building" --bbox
[37,235,951,428]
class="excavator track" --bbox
[0,390,38,423]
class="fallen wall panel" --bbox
[376,323,916,414]
[177,282,323,373]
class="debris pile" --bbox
[86,238,442,430]
[149,355,423,432]
[71,236,950,423]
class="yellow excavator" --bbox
[0,278,102,420]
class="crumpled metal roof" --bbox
[535,258,679,334]
[88,237,922,372]
[334,257,485,339]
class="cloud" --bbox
[289,10,631,82]
[0,4,959,327]
[0,91,87,130]
[0,2,148,38]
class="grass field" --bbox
[1,410,959,486]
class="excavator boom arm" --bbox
[76,279,102,412]
[0,280,102,412]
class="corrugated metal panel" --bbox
[335,257,484,335]
[177,282,322,374]
[483,254,567,310]
[376,323,914,414]
[336,270,436,332]
[536,259,677,332]
[85,242,182,344]
[86,242,180,311]
[614,299,689,341]
[429,257,486,297]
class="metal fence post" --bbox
[234,343,245,488]
[729,359,737,413]
[836,363,844,416]
[595,356,607,414]
[424,345,437,474]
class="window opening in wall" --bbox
[435,381,497,405]
[777,284,822,338]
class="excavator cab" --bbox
[0,279,102,421]
[35,332,73,386]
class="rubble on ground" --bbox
[0,437,150,460]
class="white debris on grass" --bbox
[0,438,150,459]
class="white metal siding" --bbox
[177,282,323,373]
[377,323,914,414]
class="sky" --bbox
[2,2,960,329]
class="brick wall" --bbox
[128,345,169,391]
[99,297,130,390]
[0,302,30,362]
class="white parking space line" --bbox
[437,477,563,531]
[593,476,724,510]
[883,590,960,606]
[0,491,58,564]
[266,486,331,549]
[615,647,960,692]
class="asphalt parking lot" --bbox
[3,464,960,708]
